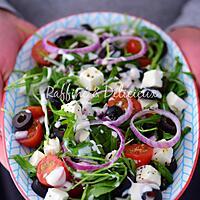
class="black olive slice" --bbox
[31,178,49,198]
[55,34,73,47]
[112,177,132,198]
[105,106,125,120]
[166,156,177,173]
[12,110,33,131]
[159,116,176,134]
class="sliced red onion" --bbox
[15,130,28,140]
[130,109,181,148]
[106,97,133,126]
[95,36,147,65]
[42,28,100,54]
[64,121,125,171]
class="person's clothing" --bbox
[0,0,192,29]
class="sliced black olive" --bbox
[140,88,162,100]
[81,24,93,31]
[159,116,176,134]
[74,41,87,48]
[112,177,132,198]
[31,178,49,198]
[139,69,147,82]
[50,124,66,142]
[160,177,170,191]
[105,106,125,120]
[55,34,73,47]
[12,110,33,131]
[166,156,177,173]
[45,88,62,109]
[98,45,115,59]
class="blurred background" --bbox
[0,0,199,199]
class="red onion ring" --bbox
[64,121,125,171]
[95,36,147,65]
[42,28,100,54]
[130,109,181,148]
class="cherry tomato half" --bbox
[107,92,141,115]
[31,40,55,66]
[37,155,72,186]
[124,144,153,167]
[125,39,142,54]
[18,120,43,148]
[26,106,44,119]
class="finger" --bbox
[168,27,200,90]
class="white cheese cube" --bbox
[166,91,187,114]
[152,147,173,165]
[136,165,161,187]
[44,137,61,155]
[141,70,163,88]
[29,150,45,167]
[138,99,158,109]
[44,188,69,200]
[79,67,104,91]
[45,166,66,187]
[61,100,82,117]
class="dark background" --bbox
[0,157,199,200]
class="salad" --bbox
[8,21,192,200]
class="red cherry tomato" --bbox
[126,39,142,54]
[107,92,142,115]
[124,144,153,167]
[26,106,44,119]
[18,120,43,148]
[37,155,71,186]
[137,56,152,68]
[31,40,55,66]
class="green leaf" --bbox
[119,157,136,175]
[109,65,118,79]
[12,155,36,178]
[174,126,191,150]
[153,161,173,184]
[134,114,161,126]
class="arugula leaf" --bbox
[174,126,191,150]
[137,27,165,68]
[134,114,161,126]
[78,163,127,200]
[12,155,36,178]
[90,125,117,154]
[119,157,136,175]
[109,65,118,79]
[153,161,173,184]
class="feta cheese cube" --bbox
[138,99,158,109]
[141,70,163,88]
[61,100,82,117]
[136,165,161,186]
[44,137,60,155]
[79,67,104,91]
[44,188,69,200]
[29,150,45,167]
[166,91,187,114]
[152,147,173,165]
